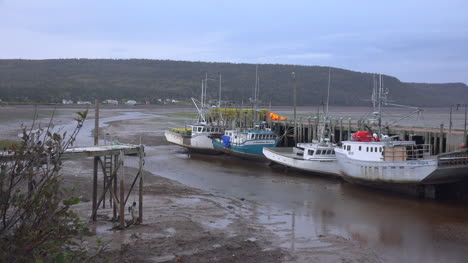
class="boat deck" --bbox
[265,147,305,160]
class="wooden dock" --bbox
[1,143,145,228]
[268,118,468,155]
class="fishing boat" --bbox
[212,66,281,161]
[212,123,280,162]
[165,74,224,154]
[264,68,339,176]
[263,139,340,176]
[334,75,468,188]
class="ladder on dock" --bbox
[102,155,113,208]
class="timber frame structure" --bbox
[64,144,145,228]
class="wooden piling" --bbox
[113,154,118,220]
[138,146,144,223]
[339,118,343,143]
[119,152,125,228]
[439,123,444,154]
[92,100,99,221]
[347,118,351,141]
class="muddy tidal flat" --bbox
[1,105,468,263]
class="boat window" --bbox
[331,149,335,154]
[198,127,202,132]
[359,146,362,151]
[366,147,369,152]
[347,145,351,151]
[326,150,332,155]
[374,147,377,152]
[308,150,314,156]
[370,147,373,152]
[316,150,322,155]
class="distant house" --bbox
[157,99,162,102]
[77,100,92,105]
[171,99,179,103]
[103,99,118,105]
[62,99,73,104]
[126,100,137,105]
[145,100,150,105]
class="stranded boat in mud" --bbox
[165,75,225,154]
[335,75,468,186]
[335,131,468,185]
[212,124,280,162]
[165,124,223,154]
[263,140,340,176]
[264,68,339,175]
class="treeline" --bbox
[0,59,467,106]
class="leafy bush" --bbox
[0,110,105,262]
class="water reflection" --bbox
[141,147,468,262]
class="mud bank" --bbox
[62,159,289,262]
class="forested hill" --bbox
[0,59,467,107]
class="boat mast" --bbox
[326,67,331,115]
[204,72,208,108]
[218,72,222,108]
[378,74,383,137]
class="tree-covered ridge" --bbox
[0,59,466,106]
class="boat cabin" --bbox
[296,143,336,160]
[190,125,223,134]
[223,130,277,145]
[340,135,431,162]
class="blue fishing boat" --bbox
[212,125,280,162]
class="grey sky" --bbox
[1,0,467,84]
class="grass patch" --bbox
[0,139,21,150]
[166,112,198,119]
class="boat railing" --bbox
[383,144,432,161]
[438,149,468,167]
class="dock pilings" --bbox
[272,117,466,154]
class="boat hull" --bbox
[212,139,276,162]
[164,130,220,154]
[263,147,340,176]
[334,150,463,185]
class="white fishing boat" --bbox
[165,122,223,154]
[334,75,468,187]
[263,140,340,176]
[263,68,339,176]
[335,131,468,185]
[165,74,224,154]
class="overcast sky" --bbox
[1,0,467,84]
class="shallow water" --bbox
[7,107,467,262]
[141,144,468,262]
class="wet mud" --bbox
[2,105,468,262]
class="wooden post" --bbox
[284,123,289,146]
[138,145,144,223]
[347,118,351,141]
[308,119,312,142]
[339,118,343,143]
[299,117,303,142]
[464,104,467,146]
[113,154,118,220]
[119,152,125,228]
[439,123,444,154]
[92,100,99,221]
